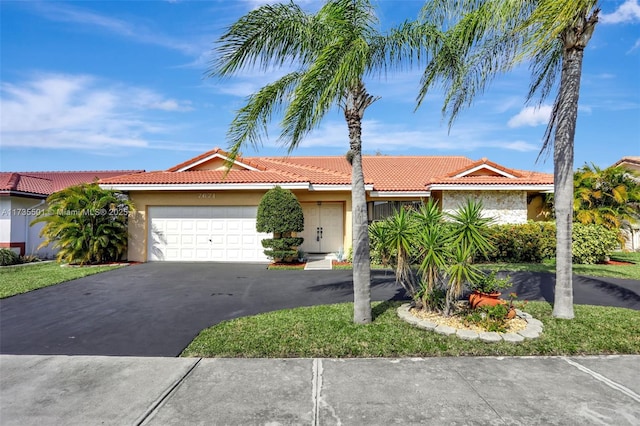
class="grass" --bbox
[481,252,640,280]
[312,252,640,279]
[182,301,640,358]
[0,262,122,298]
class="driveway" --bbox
[1,263,638,357]
[0,263,403,357]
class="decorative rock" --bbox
[434,324,457,335]
[456,329,479,340]
[478,332,502,343]
[527,318,544,329]
[526,325,543,334]
[501,333,525,343]
[396,303,543,344]
[416,320,437,331]
[518,327,541,339]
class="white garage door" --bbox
[148,206,270,262]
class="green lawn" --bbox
[0,262,122,298]
[481,252,640,280]
[182,301,640,358]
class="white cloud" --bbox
[0,73,192,151]
[628,38,640,53]
[32,2,203,56]
[242,0,317,9]
[280,120,538,153]
[507,105,552,128]
[600,0,640,24]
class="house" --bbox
[612,156,640,175]
[0,171,143,258]
[99,148,554,263]
[611,156,640,251]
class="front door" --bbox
[300,202,344,254]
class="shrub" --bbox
[31,183,133,265]
[572,223,619,264]
[0,248,21,266]
[256,186,304,262]
[486,222,556,263]
[487,221,618,264]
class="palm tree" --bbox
[210,0,436,323]
[32,183,133,265]
[418,0,600,319]
[574,163,640,233]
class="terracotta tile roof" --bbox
[363,156,472,191]
[0,171,143,197]
[97,147,553,190]
[445,157,523,178]
[100,170,308,185]
[166,147,267,172]
[429,170,554,186]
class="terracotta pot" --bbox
[469,291,506,309]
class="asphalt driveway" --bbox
[0,263,403,357]
[1,263,638,357]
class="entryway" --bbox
[299,202,344,255]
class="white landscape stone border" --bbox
[397,303,543,343]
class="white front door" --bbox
[300,203,344,254]
[147,206,270,262]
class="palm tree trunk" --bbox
[552,46,585,320]
[345,84,374,324]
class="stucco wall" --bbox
[442,190,527,224]
[0,198,11,246]
[127,189,353,262]
[0,197,53,257]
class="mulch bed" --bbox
[604,260,635,266]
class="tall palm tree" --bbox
[418,0,600,319]
[210,0,436,323]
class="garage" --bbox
[147,206,270,262]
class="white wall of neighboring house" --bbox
[621,226,640,252]
[0,197,13,252]
[442,190,528,224]
[1,196,52,257]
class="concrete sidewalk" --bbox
[1,355,639,425]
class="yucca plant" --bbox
[379,207,419,297]
[32,183,133,265]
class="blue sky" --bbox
[1,0,639,174]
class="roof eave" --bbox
[369,191,431,198]
[428,184,554,191]
[99,183,311,191]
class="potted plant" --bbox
[468,271,512,309]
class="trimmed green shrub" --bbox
[0,248,21,266]
[572,223,619,264]
[487,222,556,263]
[256,186,304,262]
[487,221,617,264]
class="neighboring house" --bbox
[0,171,143,258]
[99,148,553,263]
[611,156,640,251]
[612,156,640,175]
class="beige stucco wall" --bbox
[442,190,527,224]
[127,189,353,262]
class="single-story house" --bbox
[99,148,554,263]
[612,156,640,251]
[0,171,142,258]
[612,156,640,175]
